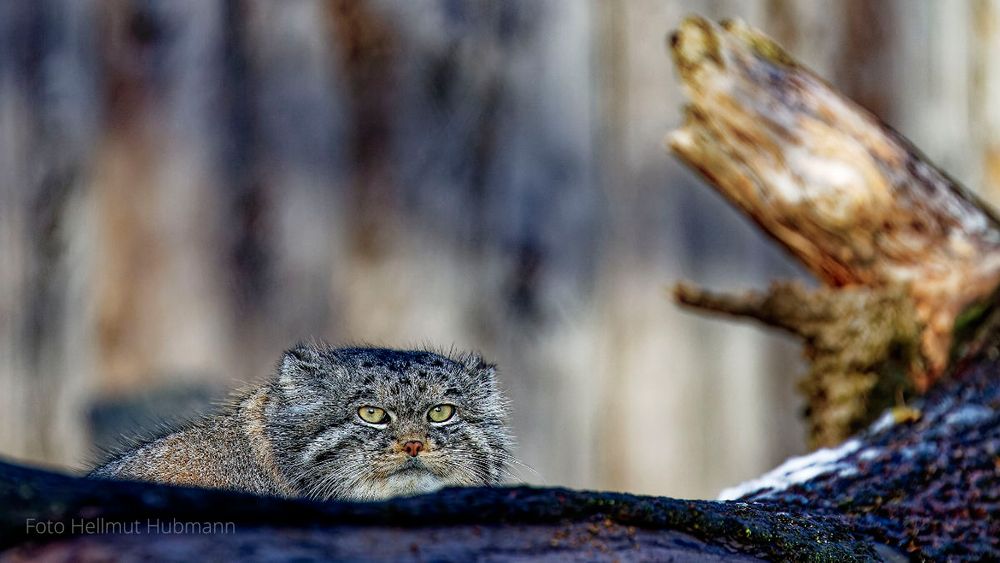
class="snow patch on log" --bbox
[717,438,861,500]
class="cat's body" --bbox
[89,346,515,501]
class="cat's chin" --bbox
[374,468,444,499]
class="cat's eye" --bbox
[358,406,389,425]
[427,404,456,424]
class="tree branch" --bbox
[669,17,1000,389]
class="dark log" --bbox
[0,458,880,561]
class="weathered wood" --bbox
[669,16,1000,446]
[669,17,1000,388]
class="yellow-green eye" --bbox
[358,406,388,424]
[427,404,456,423]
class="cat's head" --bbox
[265,344,514,501]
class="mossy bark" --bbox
[676,282,920,447]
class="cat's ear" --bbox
[277,343,324,389]
[461,353,497,382]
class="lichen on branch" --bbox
[675,282,920,447]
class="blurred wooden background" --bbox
[3,0,999,499]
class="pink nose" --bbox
[402,440,424,457]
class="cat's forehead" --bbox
[332,348,462,374]
[331,348,466,394]
[332,348,462,373]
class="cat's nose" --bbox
[402,440,424,457]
